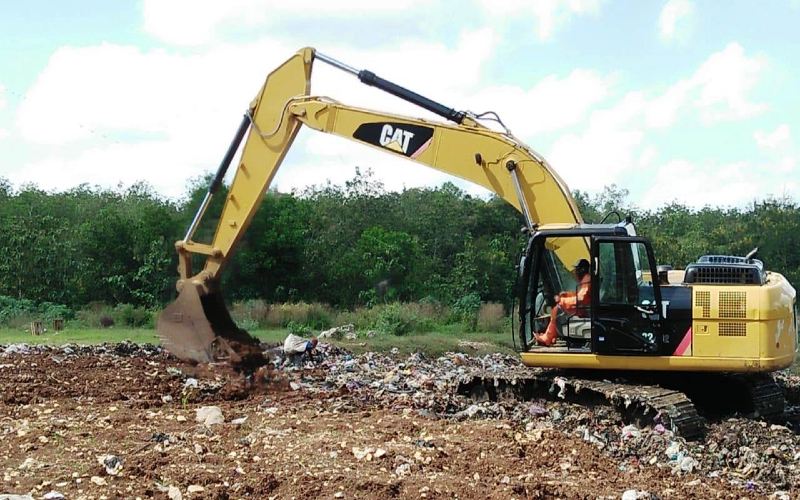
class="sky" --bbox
[1,0,799,209]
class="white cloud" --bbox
[0,84,6,109]
[639,158,798,209]
[466,69,611,136]
[540,43,768,195]
[548,92,647,190]
[645,43,767,127]
[476,0,602,41]
[658,0,695,43]
[754,124,791,151]
[691,43,767,123]
[142,0,430,46]
[12,30,510,197]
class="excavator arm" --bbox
[158,47,585,364]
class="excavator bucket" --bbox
[157,282,265,367]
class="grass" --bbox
[0,325,516,357]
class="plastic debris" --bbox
[98,454,123,475]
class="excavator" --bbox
[157,48,798,437]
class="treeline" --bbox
[0,172,798,313]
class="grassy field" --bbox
[0,326,516,358]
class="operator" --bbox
[282,334,319,367]
[535,258,591,346]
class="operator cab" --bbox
[518,222,666,356]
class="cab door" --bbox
[591,237,663,355]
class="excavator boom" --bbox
[157,47,585,364]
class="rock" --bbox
[770,492,790,500]
[333,492,344,498]
[161,395,173,403]
[187,485,205,493]
[231,416,248,425]
[0,496,34,500]
[395,463,411,477]
[167,485,183,500]
[374,448,387,459]
[289,381,301,391]
[90,476,107,486]
[352,447,374,460]
[17,458,37,470]
[195,406,224,426]
[97,454,123,475]
[42,493,65,500]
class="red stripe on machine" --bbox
[673,327,692,356]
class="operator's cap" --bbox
[573,258,590,272]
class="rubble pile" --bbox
[266,342,800,494]
[1,340,799,497]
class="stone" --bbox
[195,406,224,426]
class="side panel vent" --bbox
[719,322,747,337]
[695,290,711,318]
[719,291,747,319]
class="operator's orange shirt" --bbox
[559,274,591,315]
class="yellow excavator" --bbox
[157,48,797,432]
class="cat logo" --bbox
[353,122,434,158]
[379,124,414,154]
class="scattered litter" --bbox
[97,454,123,475]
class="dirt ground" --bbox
[0,344,796,499]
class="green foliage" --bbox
[0,172,797,319]
[286,320,312,336]
[451,292,482,331]
[112,304,155,328]
[0,295,74,328]
[374,303,417,336]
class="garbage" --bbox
[187,485,205,493]
[621,490,651,500]
[319,325,355,340]
[42,493,65,500]
[196,406,224,426]
[98,454,123,475]
[621,424,641,440]
[0,495,34,500]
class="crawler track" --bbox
[457,370,788,439]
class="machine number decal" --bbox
[353,122,434,158]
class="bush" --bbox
[230,299,271,327]
[452,293,482,331]
[113,303,154,328]
[0,295,74,328]
[374,303,416,336]
[477,302,507,332]
[286,320,312,336]
[40,302,75,321]
[262,302,333,329]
